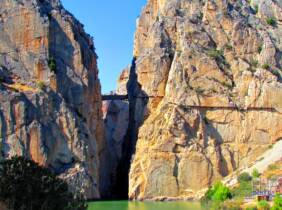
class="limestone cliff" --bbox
[0,0,104,199]
[128,0,282,200]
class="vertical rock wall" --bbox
[128,0,282,200]
[0,0,104,199]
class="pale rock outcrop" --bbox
[0,0,104,199]
[128,0,282,200]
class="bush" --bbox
[37,81,45,90]
[253,5,259,14]
[258,45,263,54]
[271,194,282,210]
[268,164,279,171]
[224,44,233,51]
[203,182,232,202]
[219,199,242,210]
[232,180,252,198]
[48,57,57,73]
[0,156,87,210]
[262,63,271,70]
[238,172,252,183]
[252,169,261,178]
[266,17,277,26]
[257,200,270,210]
[207,49,224,59]
[246,205,258,210]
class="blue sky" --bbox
[61,0,147,93]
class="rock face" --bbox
[100,71,129,198]
[0,0,104,199]
[128,0,282,200]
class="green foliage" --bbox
[218,199,242,210]
[0,156,87,210]
[268,164,279,171]
[271,194,282,210]
[268,144,274,149]
[232,180,252,198]
[224,43,233,51]
[238,172,252,183]
[37,81,45,90]
[254,5,259,14]
[252,168,260,178]
[203,182,232,203]
[258,45,263,54]
[207,49,224,59]
[262,63,271,70]
[266,17,277,26]
[48,57,57,73]
[246,206,258,210]
[251,59,259,68]
[257,200,270,210]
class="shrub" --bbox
[258,45,263,54]
[203,182,232,202]
[271,194,282,210]
[48,57,57,73]
[268,164,279,171]
[254,5,259,14]
[219,199,242,210]
[238,172,252,183]
[0,156,87,210]
[37,81,45,90]
[257,200,270,210]
[207,49,224,59]
[247,206,258,210]
[266,17,277,26]
[262,63,270,70]
[250,59,259,68]
[252,168,260,178]
[224,43,233,51]
[232,179,252,198]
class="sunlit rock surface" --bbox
[128,0,282,200]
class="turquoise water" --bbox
[88,201,202,210]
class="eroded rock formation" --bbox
[127,0,282,200]
[0,0,104,199]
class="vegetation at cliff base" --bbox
[0,156,87,210]
[201,182,235,209]
[232,172,253,198]
[272,194,282,210]
[257,200,270,210]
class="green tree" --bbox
[252,168,260,178]
[0,156,87,210]
[238,172,252,183]
[271,194,282,210]
[257,200,270,210]
[203,182,232,202]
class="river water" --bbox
[88,201,203,210]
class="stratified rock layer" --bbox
[129,0,282,200]
[0,0,104,199]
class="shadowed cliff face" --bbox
[125,0,282,200]
[0,0,104,199]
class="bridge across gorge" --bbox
[101,94,278,112]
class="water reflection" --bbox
[88,201,202,210]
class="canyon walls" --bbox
[127,0,282,200]
[0,0,104,199]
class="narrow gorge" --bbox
[1,0,282,202]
